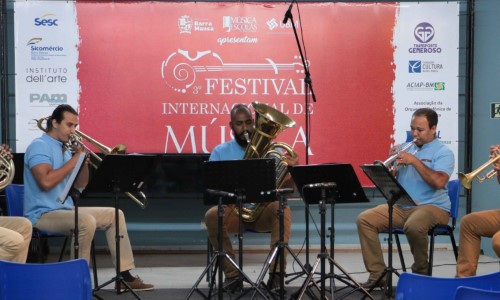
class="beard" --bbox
[235,131,251,148]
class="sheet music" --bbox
[57,152,86,204]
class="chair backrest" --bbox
[395,272,500,300]
[447,179,460,219]
[0,258,92,300]
[4,184,24,217]
[454,286,500,300]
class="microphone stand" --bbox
[283,1,317,280]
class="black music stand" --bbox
[84,154,158,300]
[185,158,276,300]
[360,163,416,299]
[57,152,87,260]
[290,163,373,300]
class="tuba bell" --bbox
[235,102,297,222]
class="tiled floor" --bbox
[91,248,500,290]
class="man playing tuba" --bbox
[204,103,299,293]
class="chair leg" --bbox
[91,240,98,288]
[395,233,407,272]
[58,237,69,262]
[449,232,458,260]
[428,233,435,276]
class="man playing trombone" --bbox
[356,108,455,289]
[456,144,500,277]
[23,104,154,291]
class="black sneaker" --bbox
[223,276,243,293]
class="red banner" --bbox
[76,2,397,185]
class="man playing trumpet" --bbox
[456,145,500,277]
[24,104,153,291]
[356,108,455,288]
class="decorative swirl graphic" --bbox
[161,49,305,94]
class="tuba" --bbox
[235,102,297,222]
[35,116,147,209]
[0,147,15,191]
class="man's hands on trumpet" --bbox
[490,145,500,172]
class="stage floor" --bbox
[83,248,499,299]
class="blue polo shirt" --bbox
[24,134,74,225]
[396,138,455,212]
[209,139,245,161]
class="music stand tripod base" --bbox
[84,154,159,300]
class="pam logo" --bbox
[414,22,435,43]
[34,13,58,26]
[30,93,67,104]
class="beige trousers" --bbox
[0,216,32,263]
[357,204,449,280]
[456,209,500,277]
[34,207,135,271]
[205,201,291,279]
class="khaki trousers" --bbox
[456,209,500,277]
[205,201,291,279]
[35,207,135,271]
[357,204,449,280]
[0,216,32,263]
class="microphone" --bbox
[205,189,236,198]
[303,182,336,189]
[282,0,294,24]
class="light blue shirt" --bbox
[24,133,74,225]
[209,139,245,161]
[396,138,455,212]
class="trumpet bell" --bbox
[458,172,473,190]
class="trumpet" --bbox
[36,116,147,209]
[458,155,500,189]
[375,138,418,171]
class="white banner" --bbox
[14,1,80,151]
[393,2,459,178]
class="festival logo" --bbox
[161,49,305,94]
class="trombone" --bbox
[458,155,500,189]
[36,116,147,209]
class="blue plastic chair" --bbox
[4,184,69,263]
[387,179,460,275]
[4,184,98,287]
[395,271,500,300]
[0,258,92,300]
[454,286,500,300]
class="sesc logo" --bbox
[34,13,58,26]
